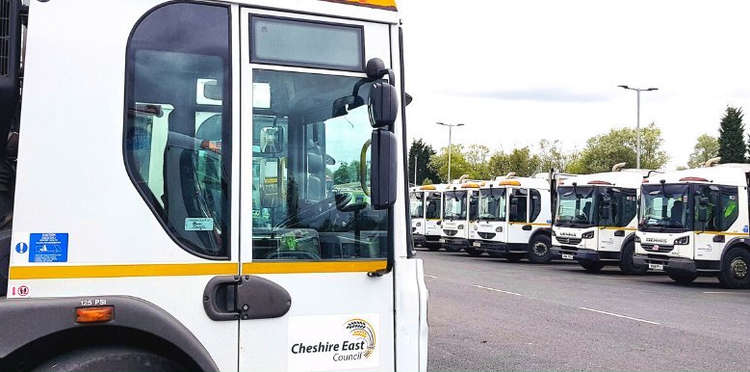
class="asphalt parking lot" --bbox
[421,249,750,372]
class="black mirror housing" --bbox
[368,82,398,129]
[370,129,397,210]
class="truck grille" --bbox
[478,232,496,239]
[556,237,582,245]
[443,229,457,236]
[640,244,674,253]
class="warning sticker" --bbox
[29,233,69,263]
[185,218,214,231]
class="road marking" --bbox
[472,284,523,297]
[703,291,739,295]
[424,274,438,279]
[578,307,661,325]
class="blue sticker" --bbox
[29,233,68,263]
[15,242,27,254]
[744,225,749,233]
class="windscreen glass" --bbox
[410,192,424,219]
[640,184,690,232]
[443,191,467,220]
[479,188,506,221]
[555,186,596,227]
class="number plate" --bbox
[561,253,574,260]
[473,241,481,247]
[439,239,445,244]
[648,263,664,271]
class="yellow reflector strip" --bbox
[499,180,521,186]
[420,185,437,190]
[9,263,239,280]
[242,260,387,274]
[322,0,397,10]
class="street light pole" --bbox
[436,122,465,182]
[618,85,658,169]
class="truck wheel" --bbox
[667,270,698,285]
[31,346,187,372]
[488,252,504,258]
[464,247,483,257]
[719,247,750,289]
[619,241,647,275]
[527,235,553,264]
[444,245,461,253]
[580,261,604,273]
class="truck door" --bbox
[237,9,394,372]
[508,188,530,246]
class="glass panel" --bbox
[469,191,479,221]
[251,69,387,261]
[479,188,506,221]
[555,186,595,227]
[124,3,231,258]
[720,186,739,231]
[509,189,528,223]
[251,16,364,71]
[410,192,424,219]
[530,189,542,222]
[425,192,441,219]
[694,185,738,232]
[640,184,690,232]
[443,191,467,220]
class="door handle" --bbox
[713,234,726,243]
[522,225,532,231]
[614,230,625,237]
[204,275,292,321]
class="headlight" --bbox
[416,222,421,227]
[551,230,556,236]
[582,231,595,239]
[458,225,464,230]
[635,235,641,243]
[495,226,503,233]
[473,225,478,231]
[674,236,690,245]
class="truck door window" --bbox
[251,69,388,261]
[694,185,738,231]
[469,191,479,220]
[425,192,441,219]
[529,189,542,222]
[124,3,231,259]
[509,189,528,223]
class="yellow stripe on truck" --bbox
[321,0,397,11]
[9,263,239,280]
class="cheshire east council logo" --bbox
[344,318,376,358]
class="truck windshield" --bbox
[425,192,441,219]
[410,192,424,219]
[444,190,467,220]
[479,188,506,221]
[640,184,690,232]
[555,186,596,227]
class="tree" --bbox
[429,144,471,182]
[688,134,719,168]
[464,144,493,180]
[537,139,574,173]
[486,147,542,178]
[408,139,439,185]
[718,106,746,163]
[566,123,668,174]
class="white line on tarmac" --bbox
[424,274,438,279]
[703,291,733,294]
[472,284,523,297]
[578,307,661,325]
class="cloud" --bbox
[450,88,612,103]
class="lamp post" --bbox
[618,85,658,169]
[436,122,465,183]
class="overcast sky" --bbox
[398,0,750,169]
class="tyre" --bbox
[580,261,605,273]
[444,245,461,253]
[619,241,647,275]
[718,247,750,289]
[31,346,187,372]
[464,247,483,257]
[426,243,440,251]
[667,270,698,285]
[488,251,504,258]
[527,235,553,264]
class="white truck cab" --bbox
[634,162,750,288]
[422,184,445,250]
[441,180,482,253]
[470,174,554,263]
[410,186,426,246]
[552,167,651,274]
[0,1,428,371]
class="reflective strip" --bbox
[696,231,748,237]
[242,260,387,274]
[9,263,239,280]
[321,0,397,10]
[599,227,637,231]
